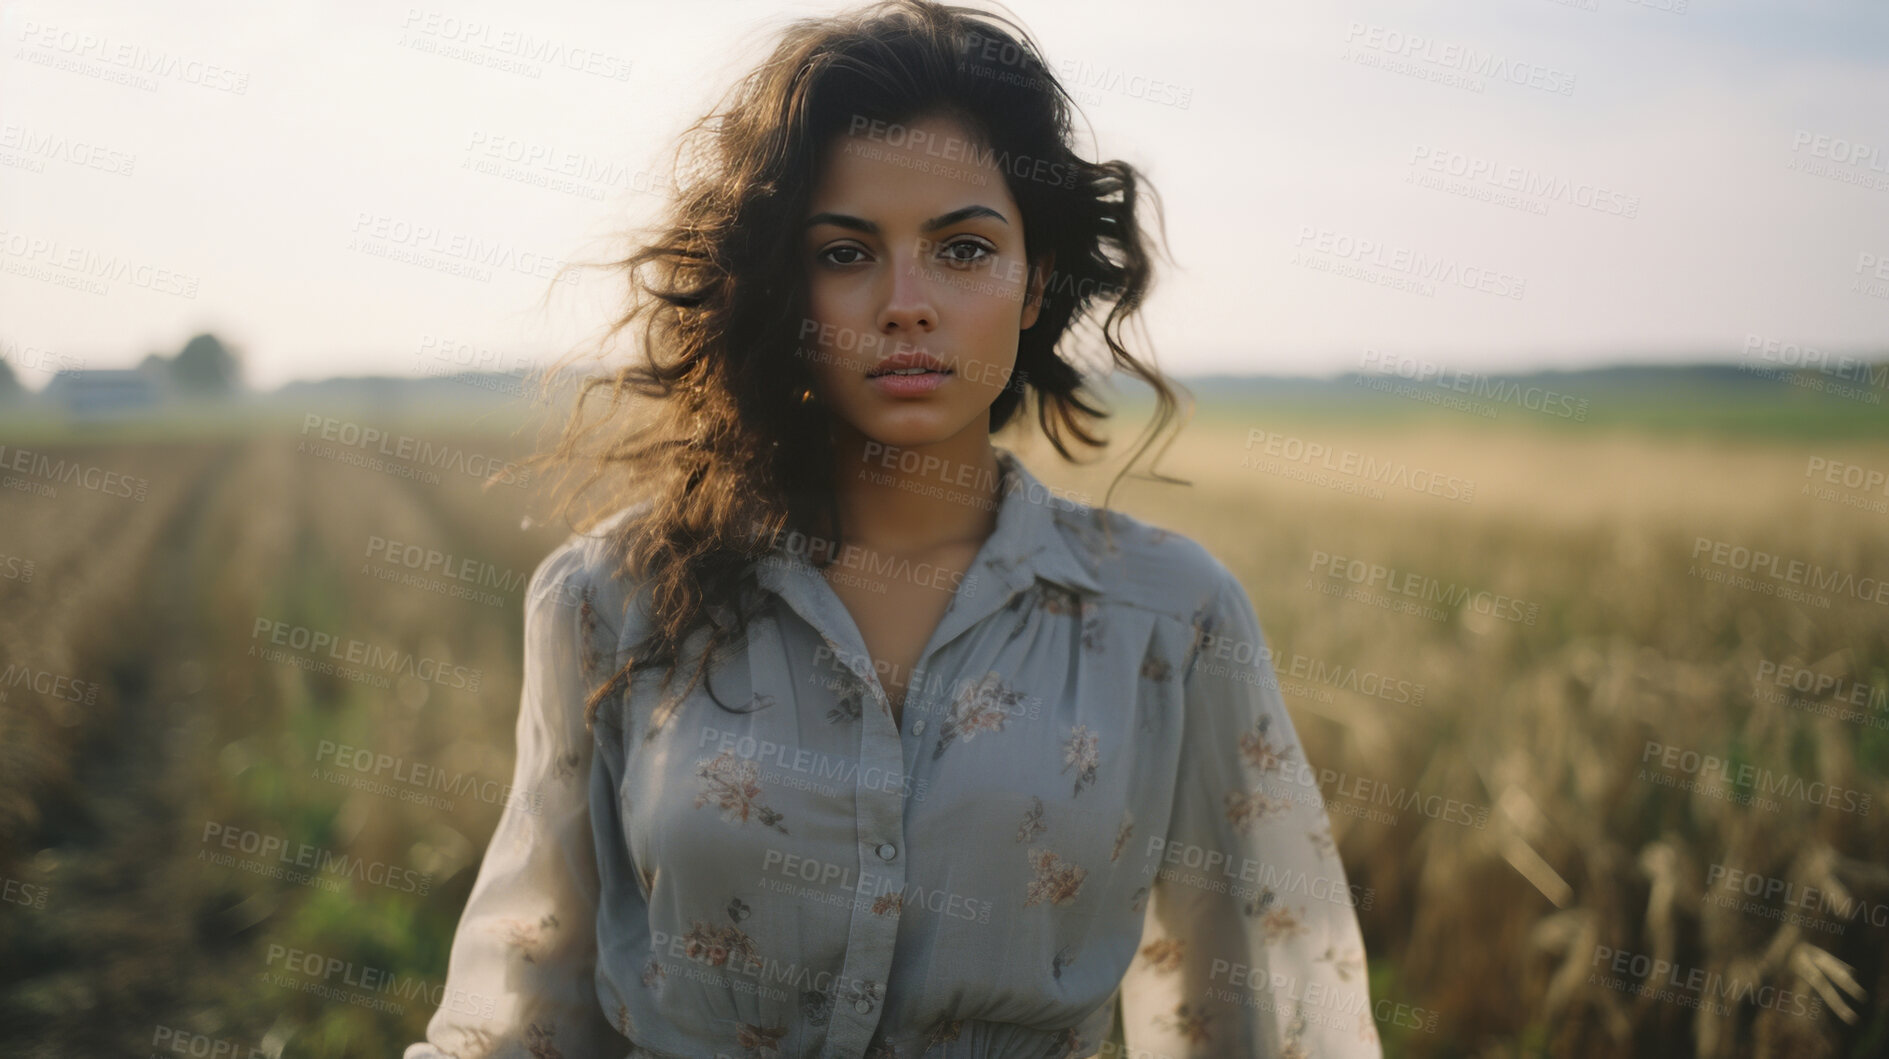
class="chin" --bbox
[845,407,980,450]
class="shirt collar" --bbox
[748,446,1103,676]
[752,444,1102,601]
[991,446,1104,596]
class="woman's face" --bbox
[800,112,1049,453]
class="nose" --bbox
[875,247,936,341]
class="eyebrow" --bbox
[803,204,1009,235]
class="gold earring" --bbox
[799,387,815,403]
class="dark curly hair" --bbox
[521,0,1190,737]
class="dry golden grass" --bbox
[1,412,1884,1057]
[1021,418,1889,1058]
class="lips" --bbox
[867,350,951,378]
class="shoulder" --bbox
[1051,501,1241,624]
[527,499,656,650]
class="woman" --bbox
[407,2,1380,1056]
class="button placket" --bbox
[756,481,1065,1058]
[820,639,906,1059]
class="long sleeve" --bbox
[404,540,625,1059]
[1114,566,1383,1058]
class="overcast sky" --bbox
[2,0,1885,390]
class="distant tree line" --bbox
[0,331,243,403]
[142,332,244,395]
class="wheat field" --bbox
[1,405,1884,1057]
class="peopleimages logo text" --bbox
[1640,741,1870,815]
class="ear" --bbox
[1020,250,1054,330]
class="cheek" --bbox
[803,289,872,377]
[802,286,842,341]
[957,260,1029,325]
[804,272,868,330]
[948,287,1023,382]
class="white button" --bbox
[876,842,897,861]
[911,720,926,735]
[854,996,873,1014]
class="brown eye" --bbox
[942,239,994,266]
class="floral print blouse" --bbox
[404,447,1381,1059]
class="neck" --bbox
[828,422,1004,557]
